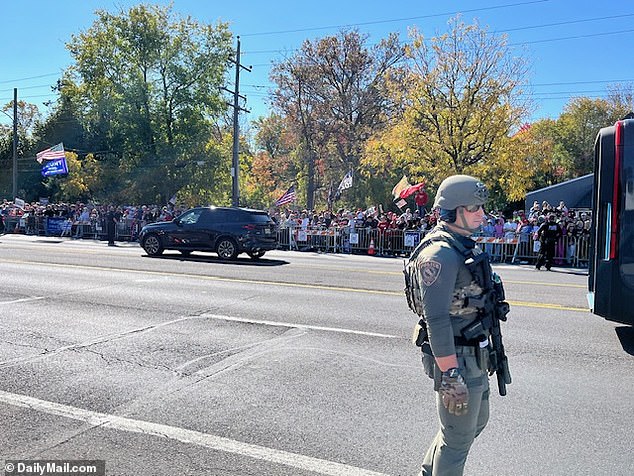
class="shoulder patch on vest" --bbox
[419,260,442,286]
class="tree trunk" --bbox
[306,148,315,211]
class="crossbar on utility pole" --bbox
[226,36,251,207]
[12,88,18,200]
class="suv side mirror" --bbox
[174,218,182,226]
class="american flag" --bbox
[36,143,65,164]
[275,185,297,207]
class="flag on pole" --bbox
[36,143,65,164]
[398,182,426,199]
[168,194,177,205]
[41,157,69,177]
[391,175,411,200]
[275,185,297,207]
[337,170,353,192]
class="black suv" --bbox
[139,206,277,260]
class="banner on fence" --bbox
[404,231,421,247]
[349,232,359,244]
[45,216,69,235]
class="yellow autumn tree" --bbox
[53,152,101,201]
[363,16,532,206]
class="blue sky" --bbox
[1,0,633,129]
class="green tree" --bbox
[64,3,232,204]
[0,99,40,200]
[555,98,617,176]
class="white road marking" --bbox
[0,296,45,304]
[0,390,390,476]
[199,312,405,339]
[0,313,404,369]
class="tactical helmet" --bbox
[433,175,489,210]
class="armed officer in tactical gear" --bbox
[404,175,511,476]
[535,213,563,271]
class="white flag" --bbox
[337,170,353,191]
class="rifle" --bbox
[460,252,512,396]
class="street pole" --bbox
[227,36,251,208]
[12,88,18,199]
[231,39,241,207]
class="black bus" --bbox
[588,116,634,325]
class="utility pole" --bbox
[223,36,251,207]
[12,88,18,199]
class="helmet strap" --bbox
[445,208,479,235]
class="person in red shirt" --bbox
[415,189,428,215]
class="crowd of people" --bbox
[1,198,591,249]
[270,199,591,239]
[0,200,189,238]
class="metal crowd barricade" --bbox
[2,215,592,266]
[275,225,424,256]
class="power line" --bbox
[532,79,634,87]
[497,12,634,33]
[0,72,60,85]
[241,12,634,56]
[0,83,56,93]
[509,28,634,46]
[240,0,549,37]
[243,26,634,70]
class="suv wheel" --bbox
[216,237,238,260]
[142,234,164,256]
[247,251,265,260]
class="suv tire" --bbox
[247,251,265,260]
[142,234,164,256]
[216,237,238,260]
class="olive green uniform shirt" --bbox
[412,225,483,358]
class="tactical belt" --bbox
[454,336,482,346]
[421,336,481,356]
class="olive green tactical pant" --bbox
[419,350,490,476]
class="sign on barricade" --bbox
[404,231,421,247]
[474,236,520,263]
[45,217,69,236]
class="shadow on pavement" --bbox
[143,253,289,267]
[615,326,634,357]
[548,268,588,276]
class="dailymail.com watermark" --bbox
[4,460,105,476]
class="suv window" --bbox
[178,209,203,225]
[206,209,231,223]
[246,211,272,223]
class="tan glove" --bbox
[439,368,469,416]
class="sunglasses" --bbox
[462,204,484,213]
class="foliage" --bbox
[8,9,634,210]
[269,29,405,209]
[43,3,233,204]
[44,152,101,202]
[361,17,534,210]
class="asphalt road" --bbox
[0,234,633,476]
